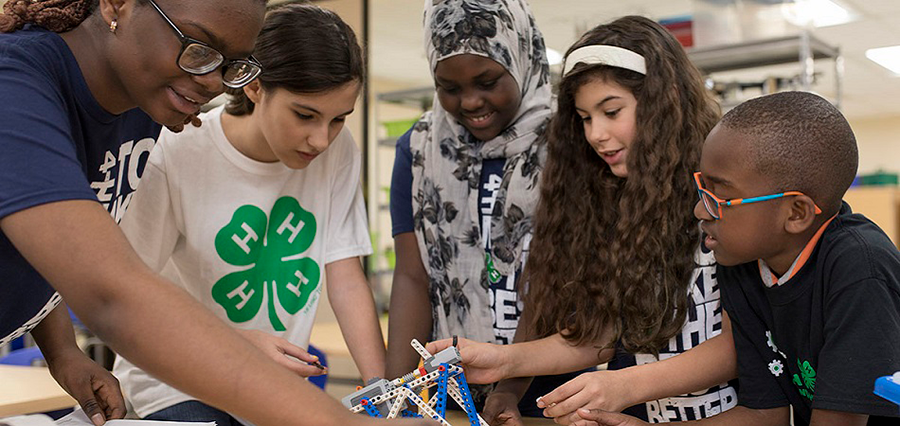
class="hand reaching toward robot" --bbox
[426,337,512,384]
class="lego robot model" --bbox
[341,339,488,426]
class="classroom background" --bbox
[2,0,900,419]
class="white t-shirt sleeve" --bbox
[324,128,372,265]
[118,135,181,273]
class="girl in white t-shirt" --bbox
[113,4,386,424]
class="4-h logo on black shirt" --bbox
[793,359,817,401]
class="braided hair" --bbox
[0,0,98,33]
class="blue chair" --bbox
[0,346,45,366]
[8,335,26,351]
[307,344,328,390]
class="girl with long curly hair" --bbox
[427,16,740,424]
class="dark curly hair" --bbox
[0,0,98,33]
[225,3,364,116]
[523,15,720,355]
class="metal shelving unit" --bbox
[373,87,434,146]
[687,32,843,109]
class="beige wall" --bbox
[850,115,900,176]
[845,115,900,248]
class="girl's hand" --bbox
[46,350,125,426]
[537,370,634,425]
[425,337,511,384]
[483,391,525,426]
[236,329,326,377]
[571,408,649,426]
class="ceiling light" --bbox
[782,0,855,28]
[866,46,900,75]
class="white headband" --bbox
[562,45,647,76]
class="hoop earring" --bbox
[109,19,117,33]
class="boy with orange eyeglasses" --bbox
[576,92,900,425]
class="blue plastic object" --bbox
[307,344,328,390]
[0,346,45,366]
[361,399,383,418]
[435,365,450,418]
[400,409,422,418]
[874,373,900,413]
[453,372,481,426]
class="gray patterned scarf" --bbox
[411,0,551,344]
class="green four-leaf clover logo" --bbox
[791,358,816,401]
[212,197,320,331]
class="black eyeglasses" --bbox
[148,0,262,88]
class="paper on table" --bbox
[0,414,57,426]
[55,409,215,426]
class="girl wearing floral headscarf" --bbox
[387,0,577,418]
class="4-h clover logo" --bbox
[792,358,817,401]
[485,253,502,284]
[212,197,320,331]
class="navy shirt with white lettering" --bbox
[390,129,524,344]
[608,241,740,422]
[0,27,161,343]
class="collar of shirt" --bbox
[758,214,838,287]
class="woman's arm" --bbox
[1,200,377,425]
[326,256,386,381]
[385,232,433,378]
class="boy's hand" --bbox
[537,370,634,424]
[483,391,525,426]
[236,329,326,377]
[425,337,511,384]
[572,408,649,426]
[46,350,125,426]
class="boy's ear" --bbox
[784,195,819,235]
